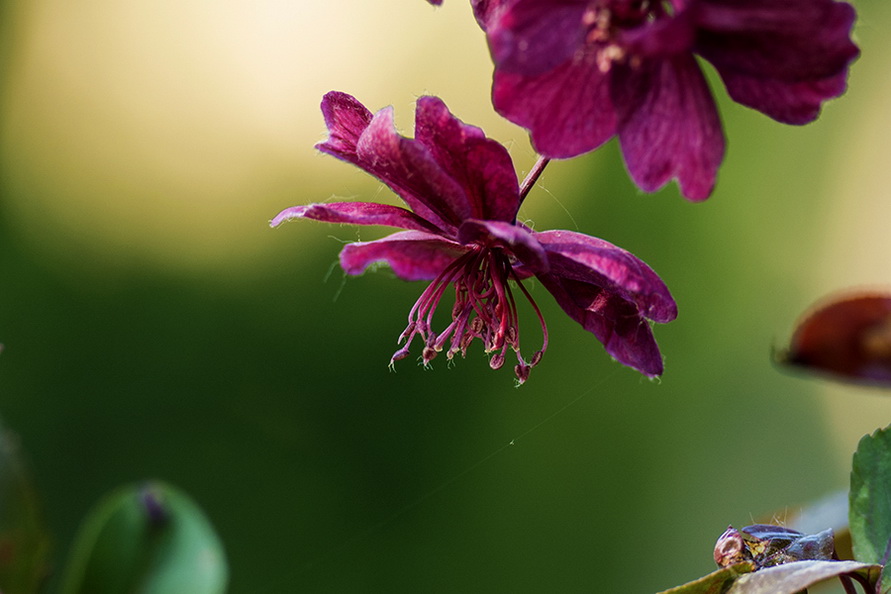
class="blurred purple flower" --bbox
[464,0,859,201]
[272,92,677,383]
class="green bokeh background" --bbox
[2,1,891,592]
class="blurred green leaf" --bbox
[59,482,227,594]
[657,562,754,594]
[851,426,891,565]
[0,420,50,594]
[725,560,879,594]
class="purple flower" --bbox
[463,0,859,201]
[272,92,677,383]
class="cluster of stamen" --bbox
[390,245,548,384]
[582,1,674,72]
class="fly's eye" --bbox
[714,526,749,567]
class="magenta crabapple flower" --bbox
[271,91,677,383]
[440,0,859,201]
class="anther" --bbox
[514,363,530,385]
[391,347,411,363]
[422,346,438,364]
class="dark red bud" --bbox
[783,292,891,386]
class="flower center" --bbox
[582,0,676,71]
[390,246,548,384]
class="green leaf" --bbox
[657,562,755,594]
[59,481,228,594]
[851,426,891,565]
[725,560,880,594]
[0,422,50,594]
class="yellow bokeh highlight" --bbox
[0,0,540,275]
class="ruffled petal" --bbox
[718,69,849,125]
[534,230,677,323]
[315,91,373,161]
[486,0,588,75]
[472,0,510,29]
[270,202,442,234]
[356,107,474,231]
[314,93,458,234]
[696,0,858,124]
[695,0,858,82]
[493,58,616,159]
[415,97,520,222]
[457,220,549,274]
[612,54,725,201]
[540,275,666,377]
[340,231,468,281]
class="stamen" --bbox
[582,0,673,72]
[433,321,456,351]
[514,363,530,385]
[397,321,416,343]
[422,346,437,365]
[395,251,476,360]
[389,346,411,370]
[583,7,612,44]
[505,327,518,349]
[529,351,543,368]
[596,44,625,73]
[459,331,475,353]
[389,243,550,383]
[512,269,549,362]
[582,6,599,27]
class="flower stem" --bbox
[518,155,550,206]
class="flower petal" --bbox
[540,275,666,377]
[471,0,509,29]
[270,202,441,234]
[355,106,476,231]
[486,0,587,75]
[695,0,859,82]
[696,0,858,124]
[618,6,697,58]
[612,54,725,201]
[534,230,677,323]
[314,93,458,234]
[414,96,520,222]
[493,58,616,159]
[457,220,549,274]
[340,231,467,281]
[315,91,373,161]
[716,68,850,126]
